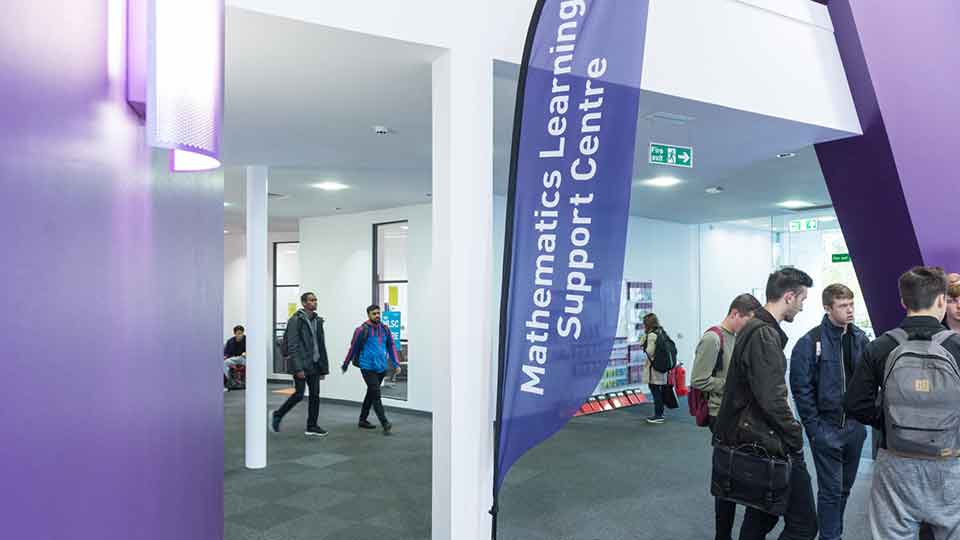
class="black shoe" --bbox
[305,426,328,438]
[270,411,281,433]
[358,420,377,430]
[382,422,393,435]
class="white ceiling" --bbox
[222,8,854,231]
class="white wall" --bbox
[299,204,433,412]
[698,222,775,333]
[641,0,861,135]
[228,0,859,136]
[223,230,300,374]
[622,217,701,367]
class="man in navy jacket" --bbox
[790,284,870,540]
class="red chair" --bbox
[227,364,246,389]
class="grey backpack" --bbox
[882,329,960,458]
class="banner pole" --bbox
[491,1,548,539]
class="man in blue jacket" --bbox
[342,305,402,435]
[790,284,870,540]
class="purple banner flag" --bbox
[494,0,650,500]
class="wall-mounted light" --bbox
[126,0,224,172]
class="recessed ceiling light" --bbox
[776,152,797,159]
[223,230,230,235]
[313,181,349,191]
[223,202,231,207]
[705,186,725,194]
[639,176,683,188]
[777,200,814,209]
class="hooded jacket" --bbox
[285,310,330,376]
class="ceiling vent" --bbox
[644,111,696,125]
[785,204,833,212]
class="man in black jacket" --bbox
[715,267,817,540]
[271,292,330,437]
[844,267,960,540]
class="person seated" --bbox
[223,325,246,389]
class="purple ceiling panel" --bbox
[816,0,960,332]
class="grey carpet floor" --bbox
[225,386,875,540]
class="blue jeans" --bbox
[808,420,866,540]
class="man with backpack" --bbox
[714,267,817,540]
[691,293,761,540]
[844,266,960,540]
[342,305,402,435]
[270,292,330,437]
[789,284,870,540]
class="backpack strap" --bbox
[886,328,909,346]
[706,327,725,375]
[932,330,958,347]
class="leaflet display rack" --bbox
[577,280,655,417]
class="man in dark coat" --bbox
[271,292,330,437]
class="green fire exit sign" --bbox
[649,143,693,168]
[789,219,819,233]
[832,253,851,263]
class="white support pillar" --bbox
[431,44,494,539]
[245,165,269,470]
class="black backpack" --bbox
[347,324,372,367]
[651,329,678,372]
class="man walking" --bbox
[845,267,960,540]
[271,292,330,437]
[692,293,762,540]
[789,284,870,540]
[715,268,817,540]
[342,305,401,435]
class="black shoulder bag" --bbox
[709,322,792,515]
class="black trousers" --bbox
[649,384,666,417]
[275,371,321,428]
[739,455,818,540]
[709,416,737,540]
[361,369,389,424]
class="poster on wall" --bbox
[382,311,402,342]
[493,0,651,519]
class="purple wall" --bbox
[816,0,960,332]
[0,3,224,540]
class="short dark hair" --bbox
[766,267,814,302]
[728,294,762,317]
[367,304,380,315]
[300,292,317,304]
[233,325,245,333]
[822,284,855,307]
[642,313,660,331]
[899,266,947,311]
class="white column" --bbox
[431,45,494,540]
[245,165,269,469]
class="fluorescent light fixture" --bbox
[313,181,350,191]
[640,176,683,188]
[146,0,223,172]
[777,200,814,209]
[170,149,221,172]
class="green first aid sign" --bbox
[649,143,693,168]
